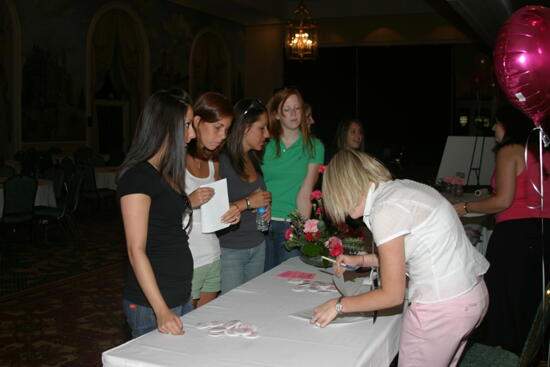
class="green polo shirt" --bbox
[261,134,324,219]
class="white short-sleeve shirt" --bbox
[363,179,489,303]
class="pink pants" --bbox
[398,279,489,367]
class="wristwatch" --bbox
[335,296,344,315]
[245,197,251,210]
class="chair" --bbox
[0,165,16,178]
[1,175,38,225]
[1,175,38,246]
[34,168,84,243]
[43,166,66,203]
[459,281,550,366]
[61,156,75,183]
[79,164,115,210]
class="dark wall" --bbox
[284,45,454,182]
[11,0,245,143]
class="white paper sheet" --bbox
[289,308,372,324]
[200,178,230,233]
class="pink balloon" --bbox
[493,6,550,126]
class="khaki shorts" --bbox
[191,260,221,299]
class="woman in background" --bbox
[262,88,324,270]
[454,104,550,354]
[117,89,196,338]
[325,118,364,163]
[218,99,272,293]
[185,92,239,308]
[304,102,315,128]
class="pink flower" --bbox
[284,228,293,240]
[315,207,324,215]
[310,190,322,200]
[318,165,328,174]
[303,219,319,233]
[325,236,344,257]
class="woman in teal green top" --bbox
[262,88,324,270]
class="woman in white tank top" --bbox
[185,92,239,308]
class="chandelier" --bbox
[285,1,318,61]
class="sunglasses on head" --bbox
[242,99,265,117]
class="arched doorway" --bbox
[86,2,150,153]
[189,29,231,100]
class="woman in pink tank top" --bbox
[453,104,549,354]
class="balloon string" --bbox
[526,127,544,209]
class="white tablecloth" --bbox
[0,178,56,217]
[95,166,118,190]
[102,257,404,367]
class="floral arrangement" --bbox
[284,165,365,263]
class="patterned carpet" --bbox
[0,209,126,298]
[0,206,131,366]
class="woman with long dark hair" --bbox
[185,92,239,307]
[454,104,550,354]
[262,88,324,270]
[117,88,196,338]
[217,99,271,293]
[325,118,365,164]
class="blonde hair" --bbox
[322,149,392,223]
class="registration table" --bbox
[103,257,404,367]
[0,177,56,217]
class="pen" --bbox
[320,256,359,270]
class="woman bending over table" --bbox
[185,92,239,308]
[218,99,272,293]
[262,88,324,271]
[453,104,550,354]
[311,149,489,367]
[117,89,197,339]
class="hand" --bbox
[334,255,364,277]
[453,202,467,217]
[310,298,338,328]
[156,308,184,335]
[262,206,271,223]
[221,204,241,225]
[189,187,215,208]
[248,191,271,209]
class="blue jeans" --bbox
[264,220,300,271]
[123,298,193,339]
[220,241,266,294]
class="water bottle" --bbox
[256,206,269,232]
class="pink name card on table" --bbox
[277,271,316,280]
